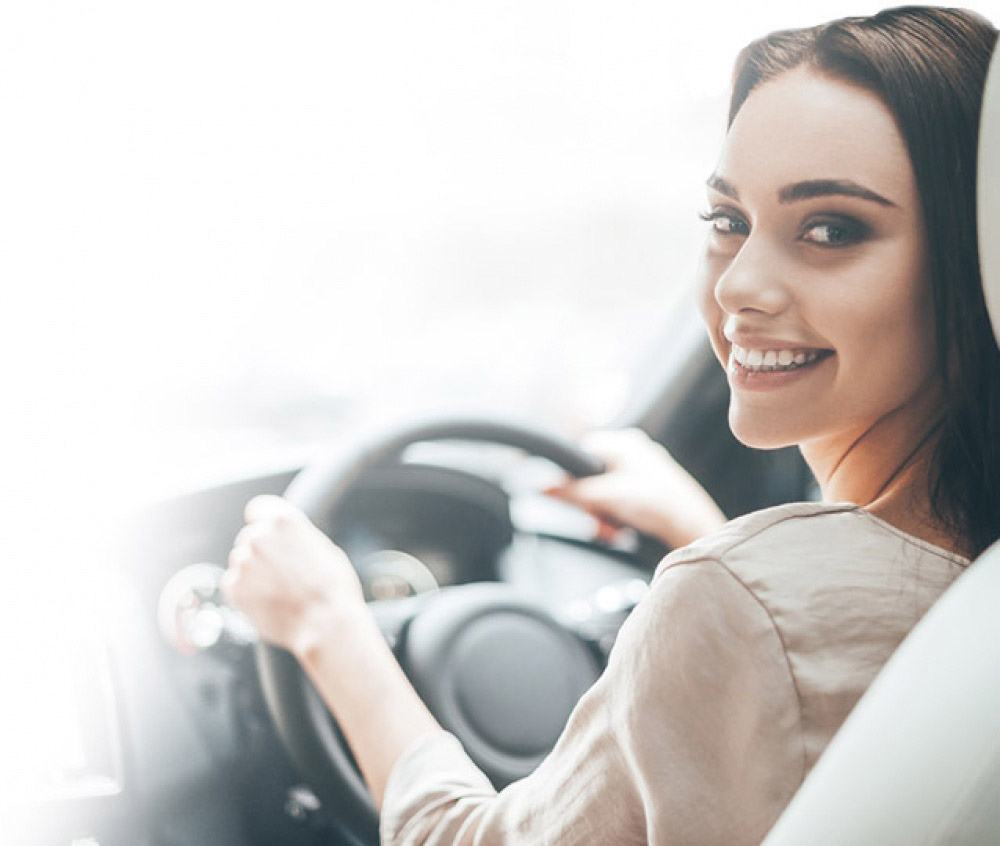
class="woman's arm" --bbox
[221,494,440,807]
[224,499,801,844]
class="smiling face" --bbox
[697,68,940,455]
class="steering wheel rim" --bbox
[255,416,605,843]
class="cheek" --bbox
[886,288,937,396]
[893,290,935,366]
[833,269,936,403]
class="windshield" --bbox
[5,1,996,510]
[6,0,944,502]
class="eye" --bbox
[698,209,750,237]
[800,216,868,247]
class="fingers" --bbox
[229,521,275,570]
[543,477,629,545]
[593,517,627,545]
[226,498,300,604]
[544,430,642,498]
[232,521,260,550]
[578,431,626,466]
[544,430,658,504]
[221,542,256,613]
[579,428,654,468]
[244,494,307,525]
[231,496,311,561]
[542,482,574,501]
[543,478,585,508]
[225,521,260,586]
[544,478,627,534]
[219,560,242,604]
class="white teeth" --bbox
[730,343,826,372]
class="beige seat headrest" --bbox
[979,44,1000,344]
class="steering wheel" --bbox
[255,416,618,843]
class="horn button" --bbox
[401,584,601,787]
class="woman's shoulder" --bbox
[645,501,968,771]
[652,500,967,596]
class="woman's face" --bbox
[696,68,938,453]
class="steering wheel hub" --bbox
[402,584,600,787]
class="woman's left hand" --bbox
[222,494,366,655]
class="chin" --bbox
[728,404,801,451]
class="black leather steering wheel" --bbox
[255,417,611,843]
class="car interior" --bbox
[26,327,809,846]
[5,16,999,846]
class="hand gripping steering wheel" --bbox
[255,417,609,843]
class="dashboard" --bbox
[329,465,516,599]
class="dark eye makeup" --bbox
[698,208,750,237]
[697,207,871,249]
[798,214,870,247]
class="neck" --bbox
[799,392,961,556]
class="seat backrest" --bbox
[763,543,1000,845]
[764,40,1000,846]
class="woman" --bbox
[223,7,1000,844]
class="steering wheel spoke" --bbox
[556,577,650,659]
[367,593,432,651]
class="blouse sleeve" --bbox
[380,557,804,846]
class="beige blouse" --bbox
[380,502,968,845]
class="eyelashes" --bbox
[698,208,870,248]
[698,208,749,237]
[800,218,870,247]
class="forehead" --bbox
[716,67,916,203]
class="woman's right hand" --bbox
[545,428,727,549]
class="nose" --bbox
[712,234,792,318]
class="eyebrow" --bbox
[706,174,740,200]
[706,175,897,207]
[778,179,897,207]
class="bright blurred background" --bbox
[1,0,997,809]
[12,1,1000,502]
